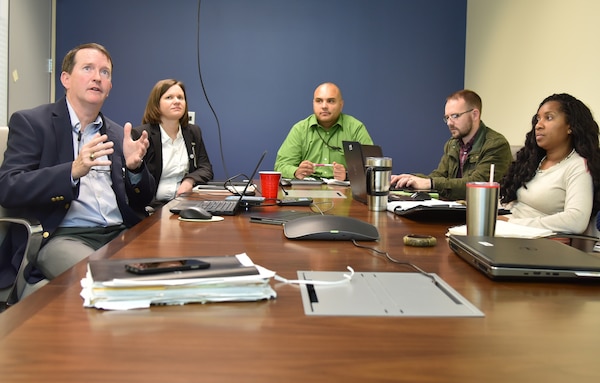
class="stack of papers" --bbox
[80,253,276,310]
[447,220,554,238]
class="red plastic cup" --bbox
[260,171,281,200]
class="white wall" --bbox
[466,0,600,145]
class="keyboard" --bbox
[169,199,240,216]
[199,200,239,215]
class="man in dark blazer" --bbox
[0,43,155,291]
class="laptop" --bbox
[392,203,469,222]
[448,235,600,280]
[342,141,383,204]
[169,151,267,216]
[249,210,318,225]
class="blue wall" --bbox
[56,0,466,180]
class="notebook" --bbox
[388,200,510,222]
[448,235,600,280]
[342,141,383,204]
[88,255,259,282]
[169,151,267,216]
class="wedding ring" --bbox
[90,152,95,160]
[403,234,437,247]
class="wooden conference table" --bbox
[1,185,599,383]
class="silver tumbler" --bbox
[365,157,392,211]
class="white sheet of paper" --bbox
[447,220,554,238]
[285,190,347,199]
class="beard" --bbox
[452,121,473,140]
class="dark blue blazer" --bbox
[0,97,156,286]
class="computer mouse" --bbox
[179,206,213,220]
[411,191,432,200]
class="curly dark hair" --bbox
[500,93,600,215]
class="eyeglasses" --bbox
[443,109,473,124]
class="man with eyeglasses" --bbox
[390,89,512,200]
[0,43,156,297]
[274,82,373,181]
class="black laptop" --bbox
[169,151,267,216]
[448,235,600,280]
[249,210,317,225]
[342,141,383,204]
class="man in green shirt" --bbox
[390,89,512,200]
[274,82,373,181]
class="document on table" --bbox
[447,220,554,238]
[192,184,256,194]
[321,178,350,186]
[285,190,347,199]
[80,253,277,310]
[297,270,484,317]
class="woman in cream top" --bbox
[500,93,600,233]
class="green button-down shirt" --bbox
[274,113,373,179]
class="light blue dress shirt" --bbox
[61,100,123,228]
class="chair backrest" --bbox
[1,126,45,306]
[553,215,600,253]
[574,215,600,252]
[1,127,9,303]
[510,145,522,161]
[0,126,8,165]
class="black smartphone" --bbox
[125,259,210,275]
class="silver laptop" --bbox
[342,141,383,204]
[448,235,600,280]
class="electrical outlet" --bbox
[188,111,195,124]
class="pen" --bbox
[314,163,334,167]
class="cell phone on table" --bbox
[124,259,210,275]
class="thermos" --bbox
[365,157,392,211]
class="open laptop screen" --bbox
[342,141,383,204]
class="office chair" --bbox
[0,213,43,309]
[0,126,44,310]
[547,215,599,253]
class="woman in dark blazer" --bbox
[132,79,213,207]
